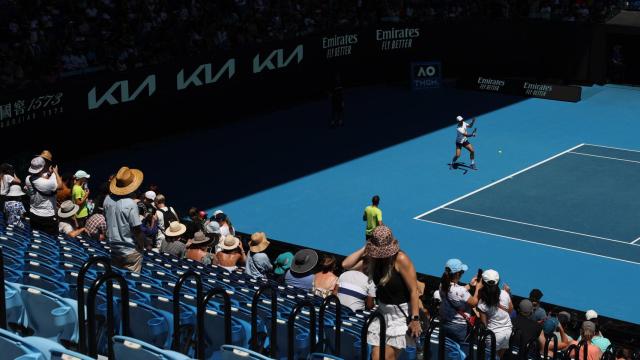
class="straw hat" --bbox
[58,200,79,218]
[110,166,144,196]
[249,232,270,253]
[365,225,399,259]
[39,150,53,162]
[220,235,240,251]
[165,221,187,237]
[191,231,212,245]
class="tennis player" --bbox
[452,115,477,170]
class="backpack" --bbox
[158,207,178,230]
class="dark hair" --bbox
[479,281,500,308]
[440,267,463,294]
[529,288,544,302]
[320,255,336,273]
[372,195,380,206]
[0,163,15,176]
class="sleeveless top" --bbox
[375,268,410,305]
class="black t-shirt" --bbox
[375,268,410,305]
[511,315,543,354]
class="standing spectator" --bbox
[572,321,603,360]
[85,201,107,241]
[285,249,319,290]
[477,269,513,358]
[3,185,27,228]
[72,170,91,227]
[273,252,294,283]
[584,310,611,353]
[529,289,547,322]
[313,255,339,298]
[155,194,179,248]
[246,232,273,278]
[57,200,87,238]
[0,163,21,210]
[366,225,421,360]
[160,221,187,258]
[363,195,382,240]
[216,235,246,271]
[186,231,218,265]
[511,299,543,358]
[336,252,376,312]
[25,156,63,236]
[104,166,147,273]
[439,258,481,351]
[143,191,157,212]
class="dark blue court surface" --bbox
[416,144,640,264]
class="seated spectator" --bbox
[439,258,480,347]
[85,201,107,241]
[57,200,88,238]
[529,288,547,322]
[285,249,318,291]
[571,321,603,360]
[272,252,294,283]
[477,269,513,358]
[313,255,339,298]
[185,231,217,265]
[336,253,376,312]
[216,235,246,271]
[184,207,204,239]
[3,185,26,228]
[246,232,273,278]
[511,299,543,357]
[204,219,222,249]
[214,210,235,237]
[161,221,187,258]
[584,310,611,353]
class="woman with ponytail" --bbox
[477,269,513,358]
[439,258,482,348]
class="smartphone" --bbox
[477,269,483,284]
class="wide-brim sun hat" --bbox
[290,249,319,274]
[6,184,25,197]
[28,156,46,174]
[110,166,144,196]
[39,150,53,162]
[191,231,212,245]
[249,232,270,253]
[205,221,221,235]
[365,225,400,259]
[74,170,90,179]
[58,200,79,218]
[220,235,240,251]
[165,221,187,237]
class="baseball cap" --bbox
[519,299,534,316]
[543,317,559,334]
[481,269,500,285]
[585,309,598,320]
[445,258,468,273]
[28,157,46,174]
[214,210,224,216]
[74,170,90,179]
[144,191,156,201]
[582,320,596,333]
[558,311,571,324]
[456,115,464,122]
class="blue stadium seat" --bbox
[22,272,70,297]
[112,335,194,360]
[5,281,26,326]
[0,328,47,360]
[126,301,174,349]
[220,344,275,360]
[18,285,79,343]
[24,260,64,282]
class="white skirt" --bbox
[367,302,416,350]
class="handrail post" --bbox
[479,329,496,360]
[544,333,558,360]
[318,295,342,356]
[77,256,111,354]
[172,270,203,358]
[361,310,386,360]
[86,272,129,358]
[250,284,278,358]
[0,248,6,330]
[288,300,317,360]
[202,287,232,344]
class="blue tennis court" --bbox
[416,143,640,264]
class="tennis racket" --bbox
[472,128,477,137]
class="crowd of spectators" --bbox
[1,151,637,359]
[0,0,624,91]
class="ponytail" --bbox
[440,267,452,294]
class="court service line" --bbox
[442,207,635,246]
[414,143,585,219]
[568,151,640,165]
[583,143,640,154]
[414,217,640,266]
[632,237,640,244]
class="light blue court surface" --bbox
[210,85,640,324]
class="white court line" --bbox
[583,143,640,154]
[568,151,640,165]
[632,238,640,244]
[414,143,585,219]
[414,217,640,265]
[442,207,637,246]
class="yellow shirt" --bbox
[72,184,89,218]
[364,205,382,236]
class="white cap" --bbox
[74,170,90,179]
[585,309,598,320]
[482,269,500,285]
[144,191,156,201]
[213,210,224,216]
[433,290,441,301]
[456,115,464,122]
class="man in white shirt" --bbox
[25,157,62,235]
[451,115,477,170]
[336,269,376,312]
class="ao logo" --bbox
[418,65,436,77]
